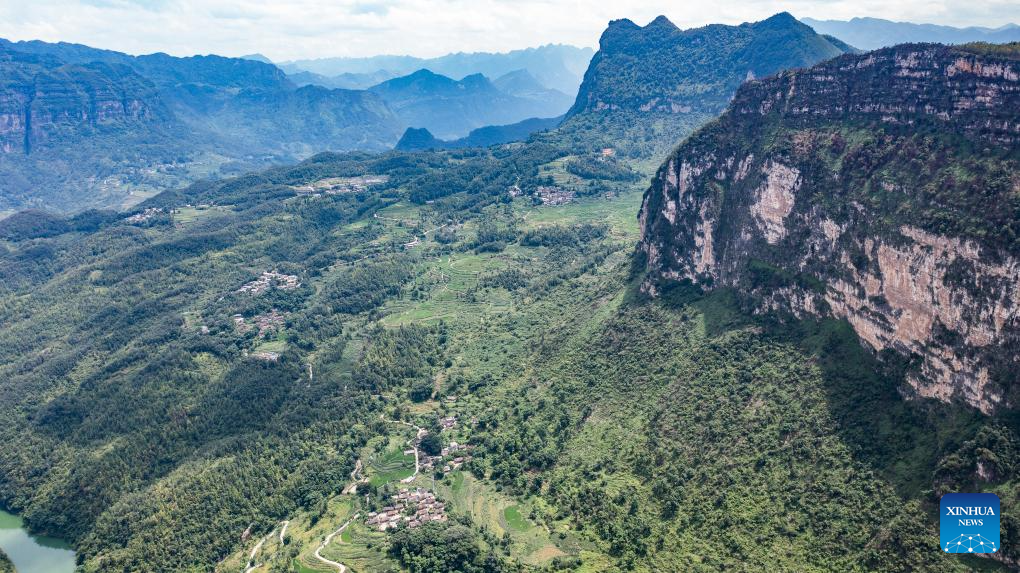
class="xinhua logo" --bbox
[940,493,1000,554]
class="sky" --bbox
[0,0,1017,62]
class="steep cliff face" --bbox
[639,43,1020,414]
[0,48,166,154]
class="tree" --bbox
[420,433,442,457]
[409,378,433,402]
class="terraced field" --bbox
[365,439,416,487]
[173,205,229,224]
[537,156,584,188]
[438,472,575,566]
[380,253,513,327]
[321,521,395,573]
[520,188,644,239]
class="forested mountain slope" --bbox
[1,87,1016,571]
[0,40,403,213]
[639,42,1020,415]
[568,12,849,117]
[2,15,1019,573]
[557,12,853,166]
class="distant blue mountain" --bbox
[0,38,402,212]
[801,17,1020,50]
[369,69,570,139]
[280,44,594,95]
[395,116,562,151]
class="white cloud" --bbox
[0,0,1016,61]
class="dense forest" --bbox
[2,14,1019,573]
[1,116,1016,571]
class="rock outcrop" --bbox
[0,40,404,212]
[0,48,165,154]
[639,43,1020,414]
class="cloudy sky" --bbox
[0,0,1017,61]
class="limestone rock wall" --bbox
[639,44,1020,413]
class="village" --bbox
[364,413,474,531]
[292,174,390,196]
[237,271,300,295]
[125,207,164,224]
[536,185,575,206]
[232,309,287,337]
[365,487,447,531]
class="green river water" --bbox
[0,509,75,573]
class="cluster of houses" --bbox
[237,271,300,295]
[365,488,447,531]
[536,186,575,206]
[293,175,389,196]
[125,207,163,224]
[232,310,287,337]
[420,441,473,473]
[251,350,280,362]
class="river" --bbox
[0,509,75,573]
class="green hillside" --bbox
[1,12,1018,573]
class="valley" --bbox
[0,8,1019,573]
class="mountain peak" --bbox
[408,68,441,79]
[605,18,641,32]
[494,68,545,93]
[569,12,852,117]
[759,11,798,26]
[394,127,440,150]
[460,72,490,85]
[241,53,272,63]
[645,15,678,31]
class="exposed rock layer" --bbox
[639,44,1020,413]
[0,51,164,154]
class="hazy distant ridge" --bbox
[802,16,1020,50]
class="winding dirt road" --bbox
[384,417,425,482]
[244,520,289,573]
[314,513,360,573]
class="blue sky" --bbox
[1,0,1017,61]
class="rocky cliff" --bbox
[0,48,166,154]
[0,40,404,212]
[638,43,1020,414]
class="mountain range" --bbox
[2,11,1020,573]
[0,39,403,213]
[368,69,570,140]
[552,12,855,164]
[279,44,594,95]
[569,12,850,118]
[0,41,578,213]
[802,16,1020,50]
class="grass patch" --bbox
[503,505,530,532]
